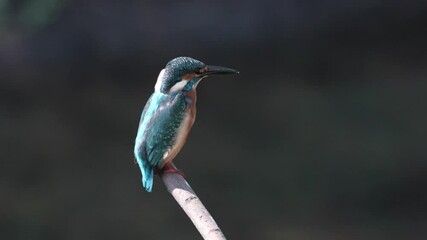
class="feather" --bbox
[134,91,193,191]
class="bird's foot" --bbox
[160,162,187,178]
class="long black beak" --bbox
[202,65,239,76]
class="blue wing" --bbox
[134,92,188,192]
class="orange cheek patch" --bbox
[182,73,197,80]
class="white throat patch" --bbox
[154,69,165,92]
[169,76,206,93]
[169,80,188,93]
[154,69,204,93]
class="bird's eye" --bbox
[198,67,208,74]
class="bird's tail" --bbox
[141,162,154,192]
[135,152,154,192]
[142,170,154,192]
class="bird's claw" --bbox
[160,162,187,178]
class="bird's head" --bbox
[155,57,238,94]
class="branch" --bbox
[160,166,227,240]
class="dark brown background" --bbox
[1,1,427,239]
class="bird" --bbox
[134,57,238,192]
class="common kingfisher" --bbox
[134,57,238,192]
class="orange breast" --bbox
[186,88,197,123]
[160,89,198,167]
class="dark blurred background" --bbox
[1,0,427,239]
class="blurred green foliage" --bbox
[19,0,63,28]
[0,0,64,30]
[0,0,9,29]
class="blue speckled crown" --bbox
[161,57,206,92]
